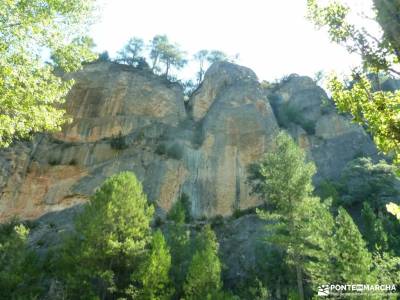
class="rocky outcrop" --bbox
[0,63,379,222]
[268,74,378,181]
[0,62,278,220]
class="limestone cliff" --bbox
[0,62,378,221]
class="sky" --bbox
[89,0,377,82]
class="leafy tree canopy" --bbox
[0,0,98,147]
[307,0,400,163]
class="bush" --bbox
[97,51,110,62]
[155,143,183,160]
[0,221,43,299]
[166,143,184,160]
[338,158,399,209]
[316,180,340,202]
[274,102,316,134]
[68,158,78,166]
[168,193,192,223]
[210,215,225,229]
[110,132,128,150]
[48,156,61,165]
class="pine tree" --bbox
[372,251,400,288]
[298,198,336,289]
[116,37,145,66]
[249,131,316,215]
[139,230,173,300]
[251,131,316,300]
[63,171,154,299]
[183,225,222,300]
[165,195,192,298]
[332,207,374,284]
[361,202,389,252]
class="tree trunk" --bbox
[165,61,170,77]
[276,275,282,300]
[151,54,159,72]
[296,264,304,300]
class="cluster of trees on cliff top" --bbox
[2,131,400,299]
[0,0,237,149]
[112,35,238,83]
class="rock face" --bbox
[268,74,378,181]
[0,63,378,222]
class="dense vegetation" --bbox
[1,0,400,299]
[1,132,399,299]
[0,0,98,147]
[307,0,400,163]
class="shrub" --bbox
[68,158,78,166]
[338,158,399,209]
[168,193,192,224]
[110,132,128,150]
[274,102,316,134]
[155,143,167,156]
[48,156,61,165]
[210,215,224,229]
[166,143,184,160]
[316,180,340,202]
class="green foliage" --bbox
[329,75,400,163]
[59,171,154,299]
[110,132,128,150]
[167,193,191,224]
[210,215,225,229]
[316,180,339,202]
[116,37,145,66]
[251,132,383,297]
[193,49,237,85]
[165,222,191,299]
[251,132,316,299]
[258,198,336,295]
[137,230,174,300]
[207,50,230,64]
[361,202,389,252]
[249,131,316,214]
[164,193,193,298]
[296,199,336,289]
[372,251,400,287]
[149,35,187,78]
[193,49,209,84]
[332,207,374,284]
[0,0,98,147]
[48,156,62,166]
[307,0,400,163]
[98,51,111,62]
[279,103,316,135]
[51,36,97,72]
[156,142,184,160]
[0,221,43,299]
[184,225,222,300]
[338,157,399,208]
[245,278,270,300]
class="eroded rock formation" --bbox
[0,62,378,221]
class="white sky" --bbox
[90,0,377,82]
